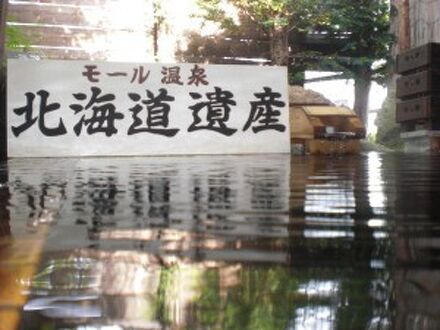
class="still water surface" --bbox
[1,153,440,329]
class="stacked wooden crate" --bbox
[396,43,440,127]
[396,43,440,152]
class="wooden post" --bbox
[0,0,7,160]
[400,0,411,51]
[391,0,411,53]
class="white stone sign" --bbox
[7,60,289,157]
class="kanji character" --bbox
[82,65,101,83]
[70,87,123,137]
[88,176,119,217]
[187,86,237,136]
[147,178,171,225]
[161,66,184,85]
[127,88,179,137]
[208,183,233,210]
[130,66,150,84]
[12,90,67,137]
[188,64,209,86]
[243,87,286,133]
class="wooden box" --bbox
[396,70,440,98]
[397,43,440,74]
[306,139,361,155]
[396,96,440,122]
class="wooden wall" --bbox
[409,0,440,47]
[392,0,440,55]
[6,0,178,61]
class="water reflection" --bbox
[390,155,440,329]
[0,163,10,238]
[1,153,440,329]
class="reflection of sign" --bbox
[8,60,290,157]
[8,155,290,251]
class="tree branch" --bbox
[303,73,352,83]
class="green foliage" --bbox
[195,269,222,325]
[367,133,376,143]
[301,0,394,122]
[155,264,179,325]
[184,0,394,123]
[290,70,305,85]
[375,83,403,150]
[194,266,300,330]
[182,0,324,66]
[314,0,394,83]
[197,0,321,33]
[188,0,393,80]
[5,22,29,51]
[2,21,28,90]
